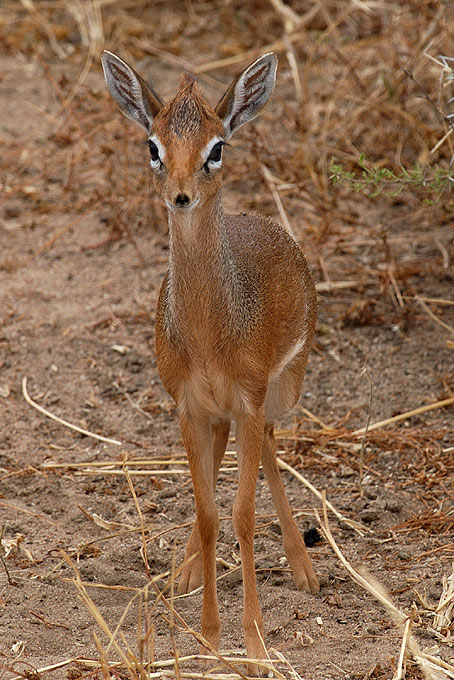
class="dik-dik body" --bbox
[102,50,319,674]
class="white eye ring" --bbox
[202,136,224,171]
[147,134,166,170]
[206,157,222,170]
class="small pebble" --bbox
[159,488,177,499]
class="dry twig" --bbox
[277,457,371,535]
[317,495,454,680]
[352,397,454,437]
[22,376,122,446]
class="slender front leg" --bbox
[179,411,221,651]
[178,419,230,594]
[261,423,319,593]
[233,410,267,675]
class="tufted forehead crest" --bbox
[179,71,198,88]
[170,94,201,137]
[168,76,202,137]
[155,73,218,139]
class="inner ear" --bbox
[215,53,278,140]
[101,51,163,133]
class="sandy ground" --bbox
[1,18,453,680]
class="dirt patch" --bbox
[1,2,453,679]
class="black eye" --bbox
[207,141,224,163]
[147,139,160,162]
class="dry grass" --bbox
[1,1,453,358]
[2,1,454,246]
[5,458,454,680]
[318,498,454,680]
[1,1,453,679]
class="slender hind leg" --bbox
[261,422,319,594]
[178,419,230,594]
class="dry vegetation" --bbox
[0,1,453,680]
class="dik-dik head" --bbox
[101,51,277,212]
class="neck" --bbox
[166,191,234,334]
[168,192,225,260]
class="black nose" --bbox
[175,193,190,207]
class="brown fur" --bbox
[156,80,221,141]
[103,52,318,675]
[153,177,319,672]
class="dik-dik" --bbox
[102,50,319,674]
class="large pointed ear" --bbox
[101,51,164,133]
[215,53,277,140]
